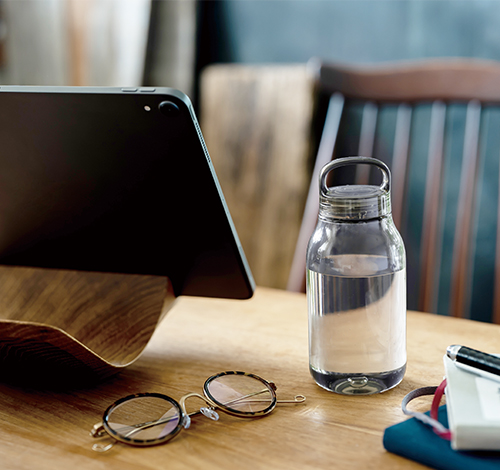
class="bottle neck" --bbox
[318,195,391,222]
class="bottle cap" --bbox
[319,157,391,220]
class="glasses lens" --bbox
[206,373,275,415]
[105,394,181,445]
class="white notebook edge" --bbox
[443,354,500,451]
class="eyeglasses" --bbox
[90,371,306,452]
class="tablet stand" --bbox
[0,266,175,382]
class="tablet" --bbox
[0,86,255,299]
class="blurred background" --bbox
[2,0,500,99]
[2,0,500,321]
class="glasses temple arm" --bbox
[219,390,306,407]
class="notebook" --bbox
[443,355,500,451]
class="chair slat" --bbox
[356,101,378,185]
[419,101,447,313]
[391,104,412,229]
[450,100,482,318]
[494,151,500,323]
[287,93,345,292]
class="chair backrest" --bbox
[288,58,500,323]
[200,64,315,289]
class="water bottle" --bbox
[307,156,406,395]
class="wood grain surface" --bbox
[0,266,174,380]
[1,286,499,469]
[200,64,315,290]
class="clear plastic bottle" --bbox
[307,156,406,395]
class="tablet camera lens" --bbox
[159,101,180,117]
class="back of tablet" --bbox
[0,86,255,299]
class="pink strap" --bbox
[430,379,452,440]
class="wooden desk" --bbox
[1,287,499,469]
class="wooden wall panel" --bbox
[200,64,314,289]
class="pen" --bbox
[446,344,500,383]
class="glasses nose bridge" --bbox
[178,391,215,415]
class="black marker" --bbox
[446,345,500,382]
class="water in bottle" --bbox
[306,157,406,395]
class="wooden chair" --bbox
[200,64,315,290]
[288,58,500,323]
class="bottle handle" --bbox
[319,156,391,197]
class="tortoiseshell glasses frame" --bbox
[90,370,306,452]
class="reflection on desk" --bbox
[1,287,499,469]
